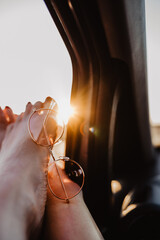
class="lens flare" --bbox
[57,100,75,124]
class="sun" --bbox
[57,99,75,125]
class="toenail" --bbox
[45,97,53,102]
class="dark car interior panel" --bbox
[44,0,160,239]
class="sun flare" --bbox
[57,99,75,124]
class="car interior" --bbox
[1,0,160,239]
[43,0,160,239]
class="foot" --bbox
[0,100,50,239]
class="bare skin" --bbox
[0,106,15,149]
[0,100,50,240]
[44,187,104,240]
[0,97,104,240]
[44,153,104,240]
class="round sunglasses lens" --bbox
[29,109,64,146]
[48,159,85,200]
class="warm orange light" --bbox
[57,100,75,124]
[49,137,54,145]
[121,191,138,217]
[89,127,95,133]
[6,116,10,122]
[63,178,71,183]
[39,110,44,115]
[111,180,122,194]
[121,204,138,217]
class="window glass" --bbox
[0,0,72,115]
[145,0,160,146]
[0,0,72,156]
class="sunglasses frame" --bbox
[28,108,65,147]
[28,107,85,202]
[47,157,85,201]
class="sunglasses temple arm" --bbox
[48,148,69,203]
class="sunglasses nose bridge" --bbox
[48,147,56,161]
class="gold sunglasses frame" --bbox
[28,108,85,202]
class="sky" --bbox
[0,0,72,114]
[0,0,160,126]
[145,0,160,125]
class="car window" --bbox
[145,0,160,146]
[0,0,72,116]
[0,0,73,156]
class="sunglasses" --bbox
[28,107,85,203]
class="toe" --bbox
[24,102,33,118]
[44,97,58,111]
[33,101,43,110]
[4,107,16,123]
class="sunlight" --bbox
[0,0,72,115]
[121,204,138,217]
[111,180,122,194]
[57,99,75,125]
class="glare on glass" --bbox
[28,108,64,146]
[28,108,85,202]
[48,157,84,200]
